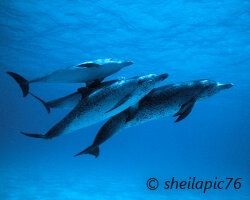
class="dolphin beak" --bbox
[156,73,168,81]
[124,61,134,67]
[218,83,234,90]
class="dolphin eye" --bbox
[138,79,143,84]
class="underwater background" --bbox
[0,0,249,199]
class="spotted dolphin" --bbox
[76,79,234,157]
[21,74,168,139]
[7,58,133,97]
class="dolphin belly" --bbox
[128,106,178,127]
[31,67,114,83]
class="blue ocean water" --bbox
[0,0,249,199]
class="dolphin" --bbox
[76,79,234,157]
[21,74,168,139]
[6,58,133,97]
[29,79,121,113]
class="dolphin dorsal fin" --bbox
[77,62,100,68]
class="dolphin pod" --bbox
[7,59,234,157]
[21,74,168,139]
[74,79,234,157]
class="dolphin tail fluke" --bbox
[6,72,29,97]
[74,145,100,158]
[21,132,47,139]
[29,92,50,113]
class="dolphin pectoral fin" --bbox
[29,92,50,113]
[173,109,182,117]
[105,93,132,113]
[86,79,104,88]
[77,62,100,68]
[85,81,93,87]
[175,106,193,122]
[79,79,108,99]
[6,72,29,97]
[174,105,186,117]
[174,99,195,123]
[21,132,47,139]
[77,87,93,99]
[74,145,100,158]
[77,87,88,94]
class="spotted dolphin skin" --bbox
[7,58,133,97]
[29,79,121,113]
[21,73,168,139]
[77,79,234,157]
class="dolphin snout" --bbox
[218,83,234,90]
[156,73,168,81]
[123,61,134,67]
[224,83,234,89]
